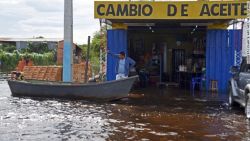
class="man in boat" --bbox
[108,51,136,80]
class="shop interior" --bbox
[127,22,207,90]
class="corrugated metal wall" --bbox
[107,29,128,81]
[229,30,242,66]
[206,30,241,92]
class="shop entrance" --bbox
[96,0,248,92]
[127,23,206,90]
[106,22,241,92]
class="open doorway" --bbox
[128,23,206,90]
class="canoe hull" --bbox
[8,76,138,99]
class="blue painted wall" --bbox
[107,29,128,81]
[229,30,242,67]
[206,30,241,92]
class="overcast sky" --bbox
[0,0,100,44]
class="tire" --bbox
[245,93,250,119]
[228,86,235,106]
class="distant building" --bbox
[57,40,83,65]
[0,38,62,50]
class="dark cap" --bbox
[119,51,125,56]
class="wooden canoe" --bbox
[8,76,138,99]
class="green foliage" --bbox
[23,52,55,66]
[91,31,101,53]
[79,29,107,75]
[20,42,51,54]
[0,50,20,71]
[79,44,100,74]
[0,50,55,72]
[0,44,16,52]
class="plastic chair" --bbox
[190,77,202,91]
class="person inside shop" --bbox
[108,51,136,80]
[137,53,152,87]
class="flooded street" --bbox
[0,80,250,141]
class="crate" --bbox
[37,67,48,80]
[23,66,32,79]
[31,67,40,79]
[23,66,62,81]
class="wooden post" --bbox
[84,36,91,83]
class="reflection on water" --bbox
[0,80,250,140]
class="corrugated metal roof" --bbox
[0,38,62,42]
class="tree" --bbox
[20,42,51,54]
[0,44,16,53]
[78,28,107,75]
[36,36,44,39]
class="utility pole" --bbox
[63,0,73,82]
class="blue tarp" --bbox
[206,29,242,92]
[107,29,128,81]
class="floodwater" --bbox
[0,80,250,141]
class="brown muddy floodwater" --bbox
[0,80,250,141]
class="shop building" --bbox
[95,0,248,92]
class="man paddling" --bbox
[108,51,136,80]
